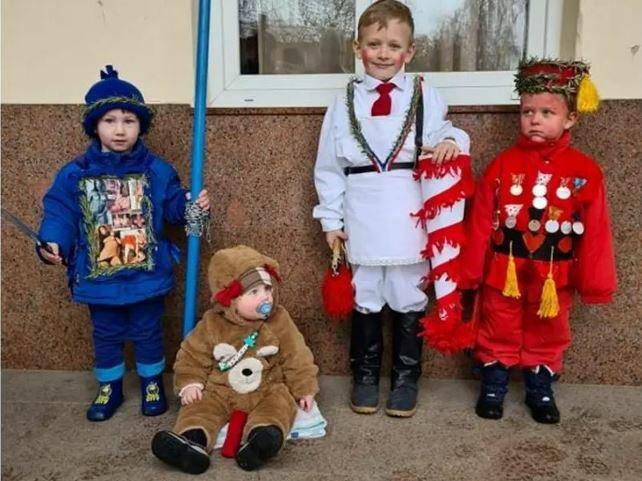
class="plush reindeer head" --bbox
[213,343,279,394]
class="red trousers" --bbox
[474,286,572,373]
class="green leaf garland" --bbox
[346,75,422,170]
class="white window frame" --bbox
[207,0,564,107]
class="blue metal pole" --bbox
[182,0,212,338]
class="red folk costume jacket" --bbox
[461,132,617,304]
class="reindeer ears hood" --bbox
[208,245,281,322]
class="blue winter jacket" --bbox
[39,139,187,305]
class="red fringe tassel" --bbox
[413,155,472,180]
[428,257,462,284]
[419,290,476,355]
[321,264,354,323]
[412,184,468,223]
[420,224,467,259]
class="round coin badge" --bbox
[560,221,572,234]
[545,219,559,233]
[532,196,547,209]
[510,184,523,196]
[572,221,585,235]
[505,216,517,229]
[556,186,571,200]
[532,184,547,197]
[528,219,541,232]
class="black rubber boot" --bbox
[385,310,424,417]
[523,366,560,424]
[349,310,383,414]
[475,363,509,420]
[151,429,210,474]
[235,425,283,471]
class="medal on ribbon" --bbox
[510,173,525,196]
[531,171,552,209]
[503,204,522,229]
[556,177,572,200]
[532,171,552,197]
[545,205,563,234]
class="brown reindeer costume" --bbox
[152,245,319,474]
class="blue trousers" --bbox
[88,296,166,382]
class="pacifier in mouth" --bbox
[256,301,273,318]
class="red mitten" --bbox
[220,410,248,458]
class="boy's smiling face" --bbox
[520,93,577,143]
[354,19,415,82]
[95,108,141,153]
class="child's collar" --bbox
[88,138,147,163]
[517,130,571,161]
[362,70,408,91]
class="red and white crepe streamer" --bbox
[413,155,475,354]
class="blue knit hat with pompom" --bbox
[82,65,153,137]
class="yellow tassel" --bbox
[502,241,521,298]
[537,247,560,318]
[577,75,600,113]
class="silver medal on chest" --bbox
[532,184,547,197]
[532,196,548,209]
[556,186,571,200]
[503,204,523,229]
[572,221,585,235]
[505,216,517,229]
[545,219,560,234]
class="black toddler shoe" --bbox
[235,425,283,471]
[523,366,560,424]
[475,363,509,420]
[151,430,210,474]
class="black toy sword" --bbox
[1,207,65,262]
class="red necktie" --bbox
[371,82,395,116]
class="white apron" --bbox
[338,113,426,266]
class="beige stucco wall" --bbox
[1,0,641,103]
[1,0,195,104]
[576,0,642,99]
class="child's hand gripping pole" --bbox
[321,239,354,323]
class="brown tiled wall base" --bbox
[2,101,640,384]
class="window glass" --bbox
[239,0,356,75]
[405,0,528,72]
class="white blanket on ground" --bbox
[213,401,328,449]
